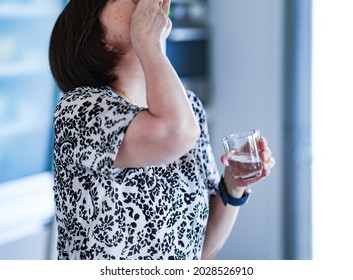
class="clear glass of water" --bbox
[222,129,263,180]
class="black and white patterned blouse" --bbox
[53,86,220,260]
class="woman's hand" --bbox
[130,0,171,53]
[220,137,276,198]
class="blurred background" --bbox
[0,0,352,260]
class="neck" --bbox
[110,50,147,107]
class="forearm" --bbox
[202,175,248,260]
[201,193,241,260]
[131,0,199,136]
[139,48,196,125]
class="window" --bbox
[0,0,62,183]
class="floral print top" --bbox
[53,86,220,260]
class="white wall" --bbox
[208,0,285,259]
[0,172,55,260]
[312,0,353,262]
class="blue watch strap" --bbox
[218,176,251,206]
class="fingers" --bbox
[135,0,167,11]
[144,0,169,11]
[263,156,275,170]
[220,154,229,166]
[261,145,275,180]
[162,0,171,15]
[258,137,268,151]
[161,17,172,40]
[222,135,275,189]
[258,136,275,178]
[261,149,271,162]
[258,136,274,164]
[131,0,171,45]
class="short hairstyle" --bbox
[49,0,123,93]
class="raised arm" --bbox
[114,0,200,167]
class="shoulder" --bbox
[55,86,141,119]
[58,86,118,106]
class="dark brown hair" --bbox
[49,0,123,93]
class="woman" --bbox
[49,0,275,260]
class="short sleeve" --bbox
[54,87,144,175]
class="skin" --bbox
[202,138,275,259]
[99,0,276,259]
[100,0,200,167]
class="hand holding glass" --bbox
[222,130,263,180]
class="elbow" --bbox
[174,119,200,153]
[161,119,200,161]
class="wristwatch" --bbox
[218,176,251,206]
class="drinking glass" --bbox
[222,129,263,180]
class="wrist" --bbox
[226,187,246,199]
[223,176,247,199]
[134,41,164,60]
[218,176,251,207]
